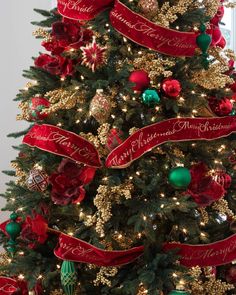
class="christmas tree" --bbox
[1,0,236,294]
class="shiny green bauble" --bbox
[168,290,189,295]
[141,89,160,106]
[5,222,21,239]
[168,167,191,189]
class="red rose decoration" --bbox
[49,159,96,205]
[34,54,73,77]
[161,78,181,98]
[186,162,225,207]
[21,214,48,248]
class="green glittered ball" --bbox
[168,167,191,189]
[168,290,189,295]
[141,89,160,106]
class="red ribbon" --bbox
[0,277,18,295]
[23,124,102,168]
[57,0,197,57]
[106,117,236,168]
[54,233,144,266]
[163,233,236,267]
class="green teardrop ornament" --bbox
[5,212,21,255]
[196,24,212,54]
[61,260,77,295]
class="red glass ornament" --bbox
[226,265,236,284]
[30,97,50,120]
[129,70,150,91]
[209,97,233,116]
[161,78,181,98]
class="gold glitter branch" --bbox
[133,52,175,82]
[191,63,234,90]
[94,183,134,236]
[224,0,236,8]
[212,199,235,219]
[33,28,52,42]
[94,266,118,287]
[11,162,27,185]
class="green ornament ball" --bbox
[141,89,160,106]
[168,167,191,189]
[5,222,21,240]
[168,290,189,295]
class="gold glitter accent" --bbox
[80,132,108,157]
[212,199,235,218]
[112,232,133,249]
[11,162,27,185]
[94,266,118,287]
[33,28,52,42]
[97,123,110,145]
[129,127,139,135]
[43,89,85,114]
[191,63,234,90]
[133,53,175,82]
[94,183,134,236]
[224,1,236,8]
[0,253,11,276]
[17,101,31,121]
[202,0,221,18]
[198,208,209,224]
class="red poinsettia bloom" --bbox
[186,162,225,207]
[49,159,96,206]
[42,18,93,54]
[34,54,73,77]
[21,214,48,248]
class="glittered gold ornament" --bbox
[89,89,111,124]
[138,0,158,18]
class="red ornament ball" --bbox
[226,265,236,284]
[230,81,236,93]
[26,168,49,192]
[161,78,182,98]
[129,70,150,91]
[209,97,233,116]
[29,97,50,120]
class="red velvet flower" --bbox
[34,54,73,77]
[21,214,48,248]
[186,163,225,207]
[49,159,96,206]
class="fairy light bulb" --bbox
[18,274,25,280]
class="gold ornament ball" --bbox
[90,89,111,124]
[138,0,158,18]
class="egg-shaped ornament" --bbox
[168,167,191,189]
[129,70,150,91]
[209,97,233,116]
[29,97,50,120]
[26,168,49,192]
[61,260,78,295]
[141,89,161,106]
[138,0,158,18]
[89,89,111,124]
[168,290,189,295]
[161,79,181,98]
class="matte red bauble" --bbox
[29,97,50,120]
[161,79,181,98]
[209,97,233,116]
[129,70,150,91]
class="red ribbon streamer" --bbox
[106,117,236,168]
[0,277,18,295]
[57,0,197,57]
[23,124,102,168]
[163,233,236,267]
[54,233,144,266]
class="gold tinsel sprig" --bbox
[202,0,221,18]
[212,199,235,219]
[43,88,86,114]
[94,183,134,236]
[11,162,27,185]
[17,101,30,121]
[50,290,64,295]
[191,63,234,90]
[133,53,175,82]
[224,0,236,8]
[33,28,52,42]
[189,266,234,294]
[0,253,11,276]
[198,207,209,225]
[93,266,118,287]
